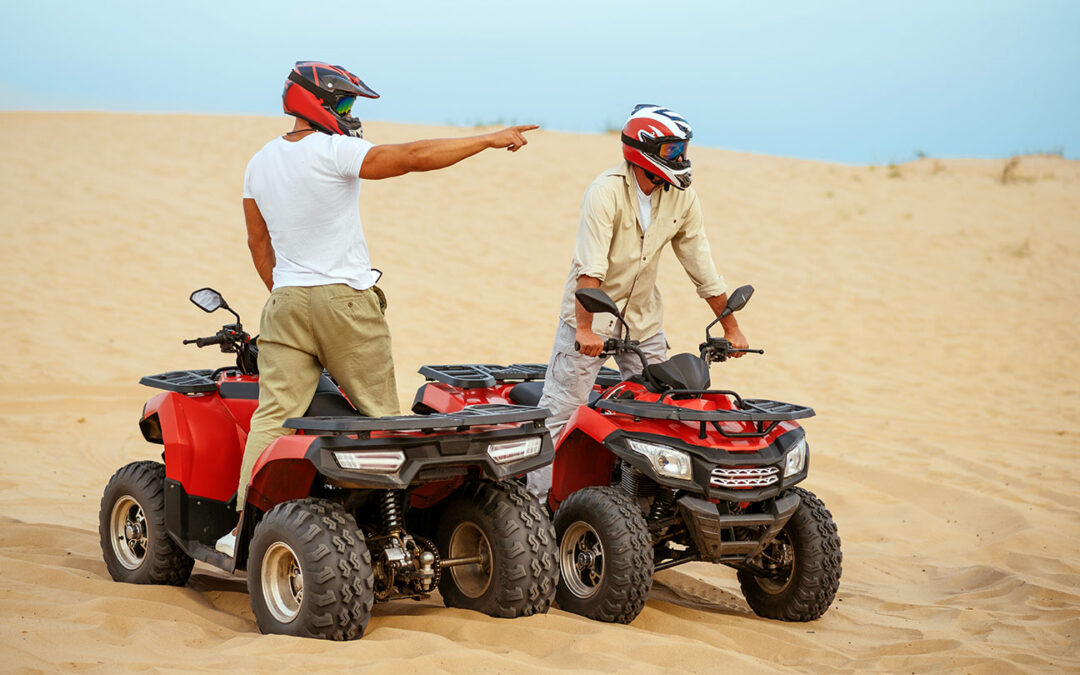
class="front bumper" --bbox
[677,491,801,562]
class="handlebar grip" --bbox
[185,335,226,348]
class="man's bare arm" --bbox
[574,275,605,356]
[705,293,749,357]
[243,198,275,292]
[359,125,538,180]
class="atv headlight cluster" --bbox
[487,437,542,464]
[334,450,405,473]
[784,438,808,477]
[627,439,693,481]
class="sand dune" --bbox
[1,111,1077,672]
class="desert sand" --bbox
[0,111,1077,672]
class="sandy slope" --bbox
[0,111,1077,672]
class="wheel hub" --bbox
[262,541,304,624]
[110,495,148,570]
[447,522,493,599]
[560,521,605,599]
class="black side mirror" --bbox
[719,285,754,318]
[190,288,226,313]
[371,268,383,284]
[575,288,623,318]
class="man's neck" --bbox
[631,165,657,196]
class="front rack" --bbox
[139,369,217,394]
[284,404,549,434]
[594,389,814,439]
[419,363,622,389]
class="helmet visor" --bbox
[334,96,356,116]
[657,140,687,161]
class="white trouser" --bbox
[528,321,668,499]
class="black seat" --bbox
[508,381,600,407]
[303,374,365,417]
[645,353,711,391]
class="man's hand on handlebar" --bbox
[724,326,749,358]
[575,326,606,357]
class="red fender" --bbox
[246,435,319,512]
[143,391,244,502]
[548,406,622,511]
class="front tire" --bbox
[436,480,558,617]
[553,486,653,624]
[737,487,842,621]
[99,461,194,586]
[247,499,374,640]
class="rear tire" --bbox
[553,486,653,624]
[247,499,374,640]
[737,487,842,621]
[99,461,194,586]
[436,480,557,617]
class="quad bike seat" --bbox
[303,374,365,417]
[645,353,711,391]
[508,381,600,408]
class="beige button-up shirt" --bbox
[559,162,727,341]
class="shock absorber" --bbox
[381,490,406,534]
[648,489,675,523]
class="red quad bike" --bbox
[413,285,841,624]
[99,287,558,640]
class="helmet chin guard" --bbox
[621,104,693,190]
[282,61,379,137]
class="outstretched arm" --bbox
[359,125,538,179]
[243,198,275,292]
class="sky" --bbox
[2,0,1078,163]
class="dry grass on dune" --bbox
[0,111,1078,672]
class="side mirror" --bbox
[719,285,754,318]
[371,268,383,284]
[575,288,622,318]
[190,288,226,313]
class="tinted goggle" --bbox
[657,140,688,161]
[334,96,356,116]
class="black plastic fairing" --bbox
[645,353,711,391]
[601,427,808,502]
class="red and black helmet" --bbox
[282,61,379,137]
[621,104,694,190]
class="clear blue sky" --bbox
[2,0,1077,163]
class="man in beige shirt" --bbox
[530,104,748,498]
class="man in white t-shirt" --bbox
[219,61,537,555]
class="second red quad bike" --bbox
[99,287,558,640]
[413,285,841,624]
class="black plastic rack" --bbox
[419,363,622,389]
[139,369,218,394]
[284,404,549,434]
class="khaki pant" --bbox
[236,284,401,510]
[528,320,668,498]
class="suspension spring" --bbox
[381,490,406,533]
[648,489,675,523]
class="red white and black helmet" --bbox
[621,104,693,190]
[282,61,379,138]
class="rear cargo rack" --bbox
[594,389,814,439]
[284,404,549,435]
[139,369,217,394]
[420,363,621,389]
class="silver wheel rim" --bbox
[560,521,604,599]
[755,531,795,594]
[448,522,493,599]
[262,542,304,623]
[110,495,148,570]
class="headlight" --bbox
[334,450,405,473]
[784,438,807,477]
[487,437,542,464]
[626,439,693,481]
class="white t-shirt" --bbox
[635,182,652,232]
[243,133,376,291]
